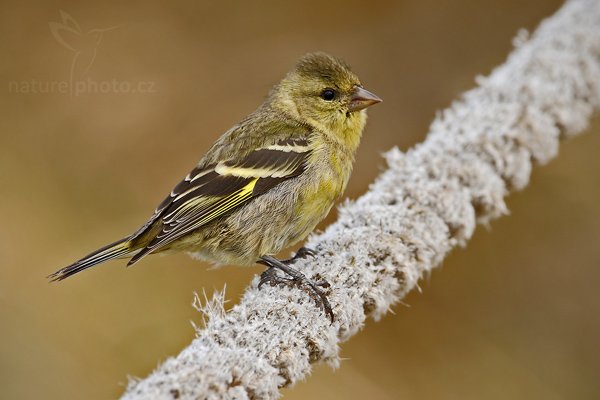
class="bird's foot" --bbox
[258,255,333,322]
[281,246,318,265]
[258,267,293,288]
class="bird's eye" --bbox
[320,88,336,101]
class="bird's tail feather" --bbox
[48,237,133,281]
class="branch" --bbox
[122,1,600,398]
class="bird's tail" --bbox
[48,237,133,282]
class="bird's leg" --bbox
[281,246,317,264]
[258,255,333,322]
[259,247,318,286]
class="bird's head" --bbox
[272,52,381,143]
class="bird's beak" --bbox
[348,86,382,112]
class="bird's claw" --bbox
[258,266,333,322]
[303,278,334,322]
[282,246,318,264]
[258,267,292,289]
[313,274,331,289]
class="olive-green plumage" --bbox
[49,52,381,281]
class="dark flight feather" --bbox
[127,137,312,265]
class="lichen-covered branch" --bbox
[122,1,600,398]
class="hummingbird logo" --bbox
[49,10,117,83]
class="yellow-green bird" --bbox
[49,52,381,320]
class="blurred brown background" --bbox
[1,0,599,399]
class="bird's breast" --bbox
[295,144,354,221]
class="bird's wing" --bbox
[127,136,312,265]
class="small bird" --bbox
[49,52,382,320]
